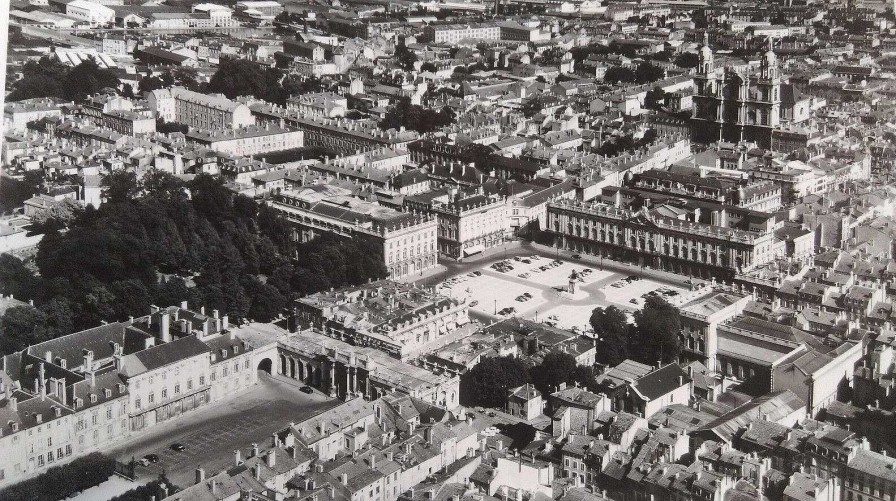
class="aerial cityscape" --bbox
[1,0,895,500]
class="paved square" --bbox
[439,253,688,331]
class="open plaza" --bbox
[437,249,691,332]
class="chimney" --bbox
[253,462,261,480]
[160,314,171,343]
[83,349,94,371]
[210,480,217,496]
[195,467,205,485]
[44,351,52,363]
[370,454,376,469]
[252,443,259,457]
[266,450,276,468]
[234,449,242,466]
[340,473,348,485]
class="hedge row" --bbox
[0,452,116,501]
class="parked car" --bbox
[469,300,479,307]
[300,386,314,394]
[170,443,186,452]
[572,254,581,259]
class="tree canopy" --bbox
[674,52,699,69]
[394,44,418,71]
[0,172,387,356]
[206,58,290,104]
[460,356,528,407]
[589,305,630,367]
[378,97,455,134]
[7,57,120,102]
[631,295,681,364]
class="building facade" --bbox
[546,200,782,279]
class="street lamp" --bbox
[494,299,497,315]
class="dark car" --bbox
[300,386,314,394]
[572,254,581,259]
[138,453,160,466]
[170,443,186,452]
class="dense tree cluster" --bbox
[394,44,418,71]
[460,351,599,407]
[7,57,120,102]
[644,87,669,111]
[460,356,529,407]
[206,58,291,105]
[604,62,665,85]
[590,295,681,368]
[0,452,115,501]
[0,172,386,356]
[379,97,456,134]
[138,67,200,94]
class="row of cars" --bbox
[136,442,187,466]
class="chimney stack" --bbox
[266,450,276,468]
[160,313,171,343]
[195,467,205,485]
[234,449,242,466]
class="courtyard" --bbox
[438,250,689,331]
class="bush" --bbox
[0,452,116,501]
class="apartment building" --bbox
[146,86,255,130]
[421,23,501,43]
[185,123,304,156]
[292,279,470,362]
[252,104,420,155]
[405,190,509,260]
[0,303,264,487]
[269,185,438,280]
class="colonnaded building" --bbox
[545,200,783,279]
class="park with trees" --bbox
[0,171,387,356]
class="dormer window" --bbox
[90,394,98,403]
[10,422,18,432]
[53,407,61,418]
[104,389,112,398]
[75,398,83,408]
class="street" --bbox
[108,374,339,489]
